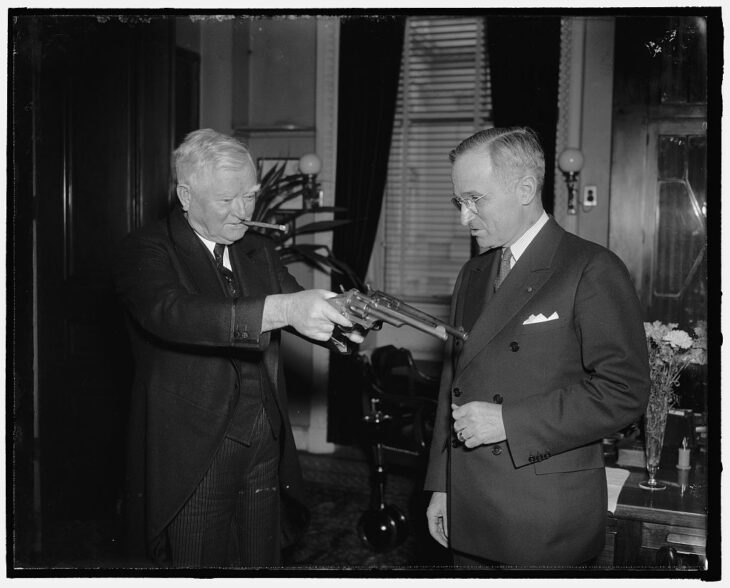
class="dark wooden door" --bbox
[609,16,710,415]
[610,16,708,330]
[11,15,174,565]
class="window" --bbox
[379,16,491,302]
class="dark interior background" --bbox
[8,11,716,571]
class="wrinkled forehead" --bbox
[191,159,257,190]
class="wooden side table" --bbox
[600,461,707,570]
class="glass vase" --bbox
[639,400,669,491]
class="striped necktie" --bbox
[213,243,238,297]
[494,246,513,291]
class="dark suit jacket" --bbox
[114,207,304,563]
[424,218,650,566]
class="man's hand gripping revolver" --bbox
[327,287,468,354]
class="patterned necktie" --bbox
[213,243,238,297]
[494,246,513,291]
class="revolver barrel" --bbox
[332,288,468,342]
[350,296,449,341]
[370,291,468,341]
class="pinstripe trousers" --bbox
[166,408,281,568]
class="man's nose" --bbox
[231,196,248,218]
[460,205,474,226]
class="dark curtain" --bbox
[327,16,405,444]
[486,16,561,214]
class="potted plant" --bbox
[250,161,365,291]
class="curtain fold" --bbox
[327,16,405,444]
[486,16,561,214]
[332,16,406,286]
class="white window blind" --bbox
[382,16,491,301]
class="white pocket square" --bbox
[523,311,559,325]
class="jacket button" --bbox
[493,394,503,404]
[453,387,461,397]
[510,341,520,352]
[527,286,533,293]
[492,445,502,456]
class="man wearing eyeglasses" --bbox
[424,127,650,567]
[114,129,362,568]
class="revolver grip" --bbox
[330,327,355,355]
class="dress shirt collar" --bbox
[194,233,232,270]
[507,210,549,268]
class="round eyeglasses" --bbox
[451,194,486,212]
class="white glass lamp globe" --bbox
[558,148,584,173]
[298,153,322,175]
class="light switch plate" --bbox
[583,185,598,208]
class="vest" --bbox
[214,250,283,444]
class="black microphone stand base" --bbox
[357,398,409,552]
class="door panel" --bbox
[645,123,707,325]
[13,16,174,563]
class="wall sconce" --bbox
[558,148,584,215]
[298,152,323,210]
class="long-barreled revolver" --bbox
[328,287,468,354]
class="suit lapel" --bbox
[229,236,273,298]
[168,209,274,299]
[456,218,565,374]
[459,249,498,332]
[168,208,226,297]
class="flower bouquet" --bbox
[640,321,707,490]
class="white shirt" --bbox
[506,210,549,269]
[195,233,232,270]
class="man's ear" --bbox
[516,175,538,205]
[177,184,191,211]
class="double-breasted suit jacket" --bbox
[425,217,650,565]
[114,206,304,562]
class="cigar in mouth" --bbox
[242,220,288,232]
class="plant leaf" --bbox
[294,219,352,235]
[280,248,348,278]
[278,249,331,275]
[273,206,349,224]
[277,244,365,290]
[254,165,304,220]
[264,187,307,215]
[283,243,332,254]
[251,161,363,290]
